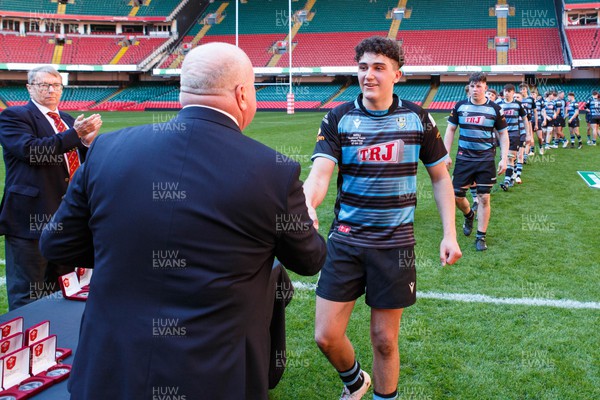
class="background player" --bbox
[518,84,536,159]
[585,90,600,145]
[444,73,508,251]
[498,84,529,190]
[565,92,582,149]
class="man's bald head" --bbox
[180,42,253,97]
[179,43,256,130]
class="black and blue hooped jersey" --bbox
[535,98,544,118]
[447,99,508,162]
[586,97,600,118]
[520,96,536,120]
[555,98,566,117]
[543,99,556,120]
[566,100,579,120]
[312,94,447,249]
[497,99,527,137]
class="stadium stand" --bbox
[0,34,55,64]
[0,0,56,14]
[0,33,167,65]
[62,0,180,17]
[566,28,600,59]
[276,31,388,68]
[115,37,168,65]
[0,86,29,107]
[60,36,123,65]
[161,0,565,68]
[256,83,341,109]
[536,80,599,103]
[429,82,505,110]
[92,83,179,111]
[198,34,283,68]
[0,85,119,110]
[136,0,182,17]
[58,87,120,110]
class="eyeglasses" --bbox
[31,83,64,92]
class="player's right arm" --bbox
[443,103,460,171]
[443,124,457,171]
[303,110,342,230]
[303,158,335,230]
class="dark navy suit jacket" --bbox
[40,106,326,399]
[0,100,87,239]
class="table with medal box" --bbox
[0,270,88,399]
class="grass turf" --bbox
[0,110,598,399]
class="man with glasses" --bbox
[0,65,102,310]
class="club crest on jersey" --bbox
[353,118,361,129]
[396,116,406,129]
[357,140,403,163]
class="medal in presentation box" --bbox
[0,335,23,360]
[0,319,23,341]
[0,336,71,399]
[24,322,71,363]
[59,272,89,301]
[29,336,71,385]
[76,268,93,291]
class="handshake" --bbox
[73,113,102,146]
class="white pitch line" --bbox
[291,281,600,310]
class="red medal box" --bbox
[0,334,23,359]
[29,336,71,384]
[24,322,49,347]
[0,336,71,399]
[59,272,89,301]
[24,322,71,363]
[76,268,93,291]
[0,318,23,340]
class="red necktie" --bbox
[47,112,80,180]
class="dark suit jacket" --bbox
[39,106,326,400]
[0,100,87,239]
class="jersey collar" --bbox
[356,94,400,117]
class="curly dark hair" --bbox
[469,72,487,84]
[354,36,404,69]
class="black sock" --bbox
[505,167,513,183]
[476,230,486,239]
[374,389,398,399]
[464,210,474,220]
[338,360,364,393]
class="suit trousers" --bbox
[5,236,73,310]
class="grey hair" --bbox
[28,66,61,84]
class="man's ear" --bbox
[394,69,402,84]
[235,84,248,111]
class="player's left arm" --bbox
[426,162,461,266]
